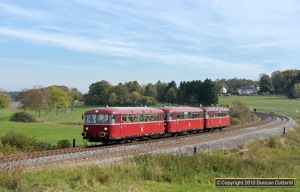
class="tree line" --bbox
[0,86,82,118]
[1,68,300,111]
[84,79,218,107]
[259,69,300,98]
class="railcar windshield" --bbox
[84,114,115,124]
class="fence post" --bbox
[283,127,286,135]
[194,147,197,155]
[73,139,76,147]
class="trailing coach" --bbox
[201,107,230,130]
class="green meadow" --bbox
[0,104,94,145]
[219,95,300,120]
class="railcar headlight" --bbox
[85,127,89,130]
[104,127,108,131]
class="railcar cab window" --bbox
[84,114,115,124]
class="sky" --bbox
[1,0,300,93]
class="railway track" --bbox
[0,112,297,170]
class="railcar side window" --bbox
[177,112,184,119]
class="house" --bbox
[238,85,259,95]
[220,86,227,94]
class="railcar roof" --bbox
[201,107,230,112]
[84,107,163,114]
[159,107,203,113]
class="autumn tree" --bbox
[109,83,128,106]
[128,91,141,105]
[48,85,69,116]
[69,88,82,111]
[16,87,45,117]
[0,90,11,109]
[108,92,117,105]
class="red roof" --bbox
[84,107,163,114]
[159,107,203,113]
[201,107,230,112]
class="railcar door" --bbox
[140,114,144,133]
[173,112,178,132]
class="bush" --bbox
[56,139,71,149]
[230,117,241,125]
[230,101,252,124]
[9,112,37,123]
[1,131,36,151]
[34,141,54,151]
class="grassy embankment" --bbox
[1,126,299,191]
[0,95,300,191]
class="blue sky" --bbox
[1,0,300,93]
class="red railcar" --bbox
[81,107,164,144]
[201,107,230,130]
[159,107,205,134]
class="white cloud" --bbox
[0,2,45,19]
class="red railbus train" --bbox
[82,106,230,144]
[81,107,165,144]
[159,107,205,134]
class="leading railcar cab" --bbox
[81,107,165,144]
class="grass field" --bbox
[0,104,95,145]
[219,94,300,120]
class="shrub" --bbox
[230,117,241,125]
[230,101,252,123]
[1,131,36,151]
[57,139,71,149]
[9,112,37,123]
[34,141,54,151]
